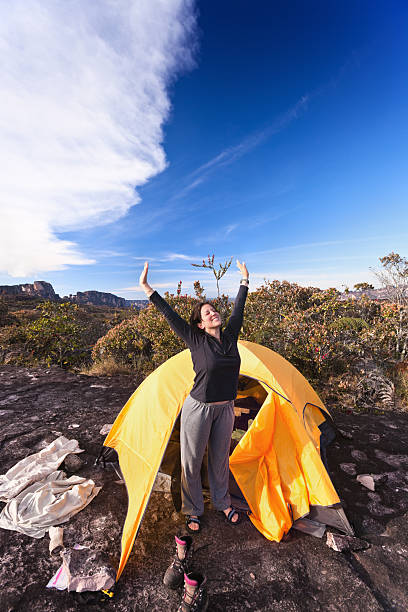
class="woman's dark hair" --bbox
[190,301,219,332]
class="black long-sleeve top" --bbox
[149,285,248,402]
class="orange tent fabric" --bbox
[104,341,341,580]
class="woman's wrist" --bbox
[141,283,154,297]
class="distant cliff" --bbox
[0,281,57,300]
[67,290,127,308]
[0,281,149,308]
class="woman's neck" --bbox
[205,327,221,341]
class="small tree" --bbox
[191,254,232,299]
[371,252,408,305]
[371,252,408,361]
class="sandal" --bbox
[186,515,201,533]
[220,507,241,525]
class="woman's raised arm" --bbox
[139,261,196,347]
[225,259,249,337]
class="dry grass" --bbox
[319,373,359,412]
[80,356,136,377]
[394,369,408,411]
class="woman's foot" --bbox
[222,507,240,524]
[186,515,201,533]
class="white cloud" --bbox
[133,252,195,262]
[0,0,196,276]
[164,253,192,261]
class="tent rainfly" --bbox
[103,340,353,581]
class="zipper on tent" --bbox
[239,373,298,415]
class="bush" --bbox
[92,316,150,365]
[0,324,29,364]
[0,299,17,327]
[0,300,9,327]
[135,293,198,367]
[24,302,85,367]
[361,303,408,365]
[241,282,378,383]
[241,280,318,349]
[329,317,369,332]
[90,289,236,375]
[2,301,108,368]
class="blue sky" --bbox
[1,1,407,298]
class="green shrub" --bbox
[241,282,377,382]
[0,324,29,364]
[92,316,150,365]
[0,299,17,327]
[136,293,198,367]
[329,317,369,332]
[21,301,107,368]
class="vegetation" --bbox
[81,356,138,378]
[1,252,407,410]
[92,315,149,366]
[0,300,109,368]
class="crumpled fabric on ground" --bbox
[0,470,101,537]
[47,544,87,590]
[0,436,84,501]
[61,547,115,592]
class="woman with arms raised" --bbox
[140,260,249,533]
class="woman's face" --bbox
[198,303,221,331]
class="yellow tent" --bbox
[104,340,352,581]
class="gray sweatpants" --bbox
[180,394,235,516]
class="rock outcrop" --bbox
[0,281,146,309]
[0,281,57,300]
[67,290,127,308]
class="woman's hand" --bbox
[236,260,249,280]
[139,261,149,287]
[139,261,154,297]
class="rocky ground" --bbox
[0,365,407,612]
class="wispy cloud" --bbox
[194,223,238,246]
[133,252,195,263]
[171,49,366,203]
[247,204,301,230]
[225,224,237,236]
[0,0,197,276]
[165,253,192,261]
[89,249,128,259]
[172,94,310,200]
[242,233,408,259]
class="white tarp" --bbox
[0,436,100,537]
[0,436,84,501]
